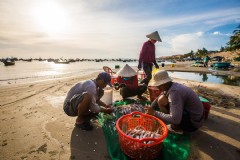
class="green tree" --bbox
[227,24,240,50]
[220,46,225,52]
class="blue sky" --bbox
[0,0,239,59]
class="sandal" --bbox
[75,121,93,131]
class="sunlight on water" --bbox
[0,61,239,86]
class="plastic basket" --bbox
[116,111,168,160]
[202,102,211,120]
[148,86,162,102]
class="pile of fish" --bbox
[115,103,146,115]
[124,126,161,144]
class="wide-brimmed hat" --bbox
[116,64,137,77]
[98,72,112,87]
[149,70,172,86]
[146,31,162,42]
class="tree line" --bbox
[181,24,240,59]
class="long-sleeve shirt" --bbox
[138,40,156,66]
[64,80,101,113]
[154,82,204,128]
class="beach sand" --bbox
[0,62,239,160]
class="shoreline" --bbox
[0,63,239,160]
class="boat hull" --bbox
[212,62,231,68]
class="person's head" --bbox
[96,72,112,88]
[149,70,172,91]
[146,31,162,43]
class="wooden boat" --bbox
[212,62,231,68]
[3,59,15,66]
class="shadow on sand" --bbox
[70,120,111,160]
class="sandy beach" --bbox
[0,62,239,160]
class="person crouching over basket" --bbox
[145,70,205,134]
[63,72,113,131]
[114,64,147,100]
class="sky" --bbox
[0,0,239,59]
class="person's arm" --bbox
[100,106,113,114]
[97,99,111,108]
[153,91,183,124]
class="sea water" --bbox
[0,60,138,85]
[1,61,239,86]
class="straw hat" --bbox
[116,64,137,77]
[146,31,162,42]
[149,70,172,86]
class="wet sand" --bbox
[0,62,239,160]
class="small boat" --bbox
[191,61,204,67]
[212,62,231,68]
[3,59,15,66]
[54,59,69,64]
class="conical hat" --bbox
[146,31,162,42]
[116,64,137,77]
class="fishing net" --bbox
[97,99,190,160]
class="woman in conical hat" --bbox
[138,31,162,85]
[115,64,147,100]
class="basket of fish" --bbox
[116,111,168,160]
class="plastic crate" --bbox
[148,86,162,102]
[116,111,168,160]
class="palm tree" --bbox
[227,24,240,50]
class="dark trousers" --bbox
[140,63,153,85]
[120,84,147,99]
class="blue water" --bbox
[168,71,240,86]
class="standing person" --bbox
[146,70,205,134]
[63,72,113,131]
[114,64,147,100]
[138,31,161,85]
[203,55,211,67]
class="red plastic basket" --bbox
[116,111,168,160]
[202,102,211,120]
[148,86,162,102]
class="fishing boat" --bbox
[3,59,15,66]
[54,59,69,64]
[212,62,231,68]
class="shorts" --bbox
[63,92,87,117]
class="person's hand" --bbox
[105,104,112,108]
[104,108,113,114]
[145,106,156,116]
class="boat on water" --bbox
[211,62,231,68]
[2,59,15,66]
[54,59,69,64]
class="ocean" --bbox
[0,60,139,85]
